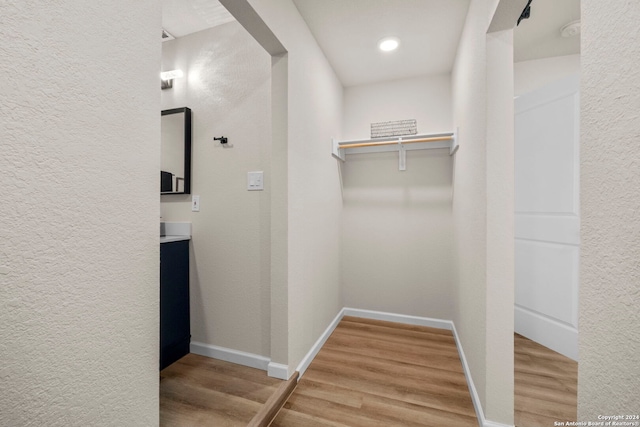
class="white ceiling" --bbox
[292,0,470,87]
[161,0,234,38]
[514,0,580,62]
[161,0,581,85]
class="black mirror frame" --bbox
[161,107,192,195]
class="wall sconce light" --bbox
[160,69,183,90]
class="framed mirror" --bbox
[161,107,192,195]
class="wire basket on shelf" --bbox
[370,119,417,138]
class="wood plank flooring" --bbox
[514,333,578,427]
[159,353,283,426]
[159,323,577,427]
[272,316,478,427]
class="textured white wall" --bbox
[452,0,489,413]
[246,0,344,375]
[0,2,160,426]
[579,0,640,418]
[160,22,272,357]
[452,0,514,424]
[484,28,515,424]
[342,75,453,140]
[514,54,580,96]
[341,75,454,320]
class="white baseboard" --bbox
[267,362,290,380]
[342,307,453,331]
[295,308,346,378]
[450,322,485,427]
[515,305,578,361]
[190,341,270,371]
[450,323,514,427]
[483,421,513,427]
[190,341,292,380]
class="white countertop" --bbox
[160,235,191,244]
[160,222,191,244]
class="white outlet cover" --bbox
[248,171,264,191]
[192,195,200,212]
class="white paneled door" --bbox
[515,75,580,361]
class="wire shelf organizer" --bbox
[331,130,459,171]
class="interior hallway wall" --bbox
[451,0,515,424]
[161,22,272,357]
[341,75,454,320]
[240,0,344,376]
[451,0,490,416]
[579,0,640,418]
[0,1,160,425]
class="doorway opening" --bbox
[513,0,581,424]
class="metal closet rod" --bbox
[339,135,453,149]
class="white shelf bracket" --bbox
[331,138,345,162]
[450,128,459,155]
[398,138,406,171]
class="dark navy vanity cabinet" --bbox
[160,240,190,370]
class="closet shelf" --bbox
[331,130,458,171]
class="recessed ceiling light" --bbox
[378,37,400,52]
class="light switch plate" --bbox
[247,171,264,191]
[192,195,200,212]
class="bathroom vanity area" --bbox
[160,223,191,371]
[159,106,193,370]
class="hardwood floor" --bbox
[160,324,574,427]
[159,353,283,426]
[514,333,578,427]
[272,316,478,427]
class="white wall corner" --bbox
[190,342,270,371]
[296,308,345,378]
[267,362,291,380]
